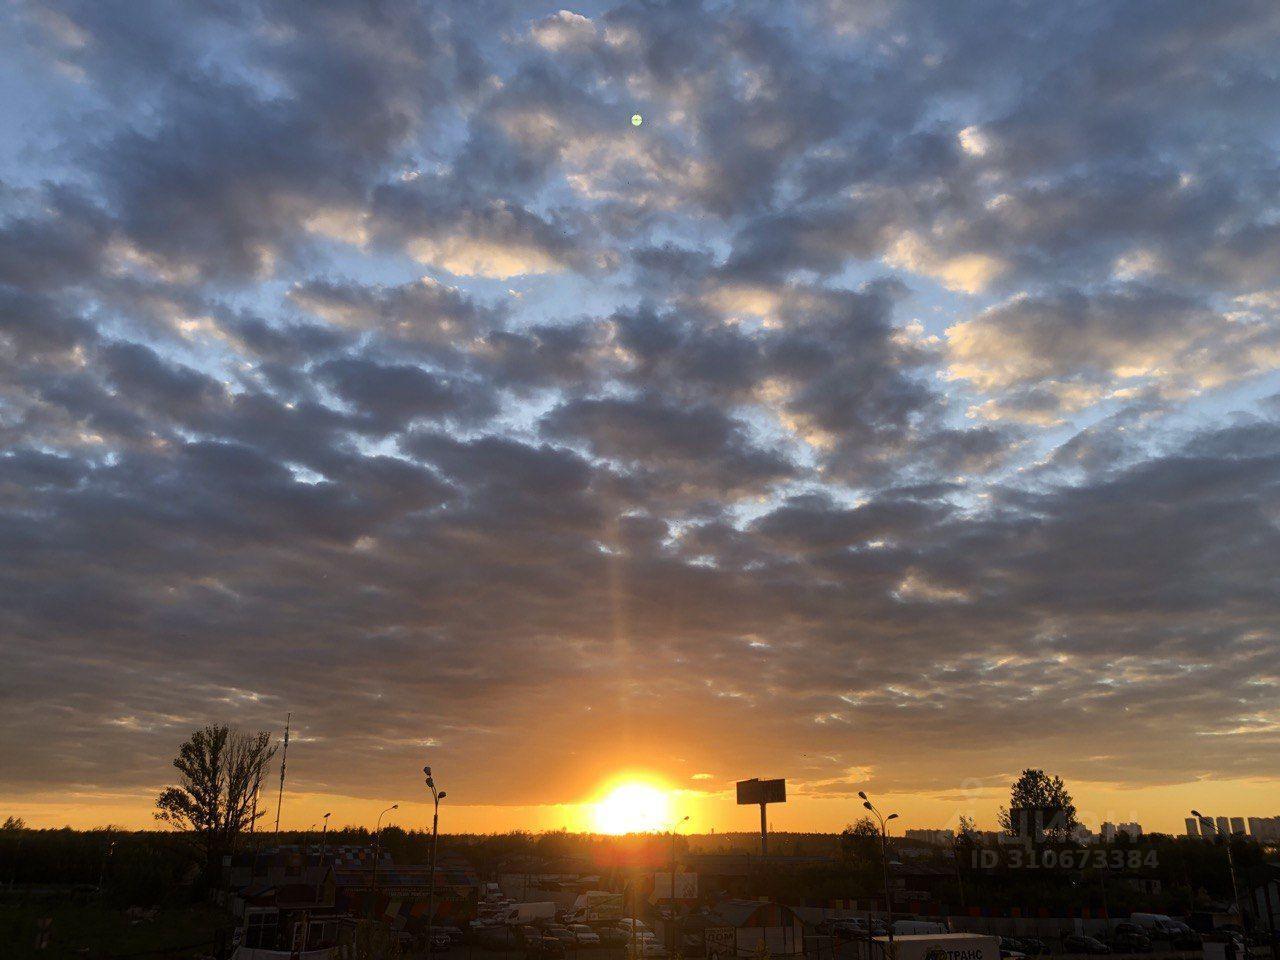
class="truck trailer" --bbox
[871,933,1001,960]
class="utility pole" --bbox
[274,713,291,837]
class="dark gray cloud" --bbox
[317,356,498,432]
[1,0,1279,824]
[543,392,797,498]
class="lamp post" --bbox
[98,836,116,892]
[860,792,899,951]
[315,812,331,904]
[670,816,690,960]
[628,874,639,960]
[373,803,398,900]
[1192,811,1245,929]
[425,765,447,960]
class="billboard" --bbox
[650,872,698,901]
[736,778,786,805]
[706,927,736,960]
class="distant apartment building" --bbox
[1101,821,1142,842]
[1186,814,1280,842]
[1071,824,1098,844]
[971,830,1022,846]
[904,829,955,845]
[1248,816,1280,842]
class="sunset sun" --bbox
[591,781,672,834]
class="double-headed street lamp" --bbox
[425,765,447,960]
[860,792,899,948]
[373,803,398,895]
[1191,810,1245,928]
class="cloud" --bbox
[948,287,1280,419]
[1,0,1279,821]
[542,392,796,499]
[289,276,501,349]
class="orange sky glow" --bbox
[8,774,1280,838]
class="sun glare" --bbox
[591,781,671,834]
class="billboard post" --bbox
[736,778,786,857]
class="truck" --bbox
[872,933,1001,960]
[500,902,558,925]
[567,891,625,922]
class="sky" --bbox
[2,0,1279,836]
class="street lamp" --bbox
[1191,810,1245,928]
[669,816,691,960]
[315,812,331,903]
[373,804,399,896]
[425,766,447,960]
[860,792,899,948]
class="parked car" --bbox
[1064,936,1112,955]
[527,937,566,960]
[631,942,666,959]
[817,919,868,939]
[596,926,630,947]
[616,919,654,934]
[545,927,578,948]
[1111,924,1144,939]
[570,925,602,947]
[1108,932,1153,953]
[1129,915,1180,939]
[899,921,950,936]
[1019,938,1049,956]
[1000,937,1028,959]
